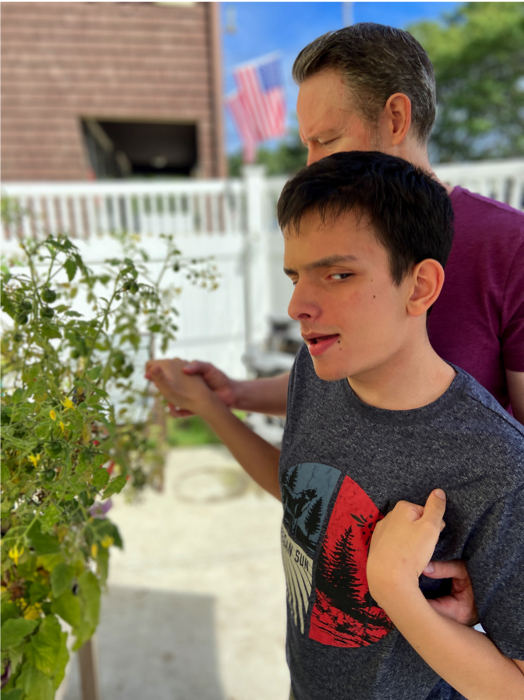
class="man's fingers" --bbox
[423,559,468,579]
[183,360,211,375]
[168,404,193,418]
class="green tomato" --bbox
[20,299,33,311]
[43,469,56,481]
[70,348,81,359]
[44,441,63,458]
[16,313,29,325]
[1,407,12,426]
[129,282,139,294]
[112,352,126,369]
[121,363,134,378]
[41,288,57,303]
[41,306,55,318]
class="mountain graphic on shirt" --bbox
[281,463,340,632]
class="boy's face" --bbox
[284,209,414,383]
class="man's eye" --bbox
[331,273,352,281]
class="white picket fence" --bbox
[2,159,523,378]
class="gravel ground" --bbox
[62,445,290,700]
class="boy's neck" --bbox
[347,339,457,411]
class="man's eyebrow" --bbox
[284,255,359,276]
[301,127,338,144]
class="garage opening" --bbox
[82,119,198,179]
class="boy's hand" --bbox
[145,358,217,417]
[367,489,446,607]
[175,361,238,416]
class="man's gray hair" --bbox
[293,23,436,145]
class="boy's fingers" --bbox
[149,367,172,391]
[423,489,446,526]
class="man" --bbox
[178,24,524,423]
[146,152,524,699]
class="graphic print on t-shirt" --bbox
[281,463,340,633]
[309,475,394,647]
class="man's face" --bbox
[297,69,381,165]
[284,209,413,383]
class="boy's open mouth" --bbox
[307,334,339,345]
[303,333,340,356]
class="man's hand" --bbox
[367,490,447,607]
[166,360,237,417]
[422,559,479,627]
[145,358,217,418]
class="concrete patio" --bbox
[62,445,290,700]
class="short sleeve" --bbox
[502,240,524,372]
[464,484,524,659]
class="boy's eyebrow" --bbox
[284,254,359,276]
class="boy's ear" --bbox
[406,259,445,317]
[379,93,411,147]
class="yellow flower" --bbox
[59,421,66,433]
[8,545,24,565]
[101,535,114,549]
[28,454,41,468]
[24,602,42,620]
[62,398,75,410]
[49,410,57,421]
[91,543,98,559]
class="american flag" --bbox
[225,54,286,163]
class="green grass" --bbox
[165,412,247,447]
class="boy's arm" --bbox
[178,360,290,417]
[367,491,524,699]
[145,359,282,500]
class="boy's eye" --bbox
[331,273,353,280]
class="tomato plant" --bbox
[1,229,217,699]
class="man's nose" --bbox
[306,147,321,166]
[305,141,326,166]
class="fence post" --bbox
[241,165,271,352]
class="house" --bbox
[1,1,226,180]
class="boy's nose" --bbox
[288,285,319,322]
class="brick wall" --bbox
[1,1,225,180]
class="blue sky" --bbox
[221,2,464,154]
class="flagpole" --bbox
[342,2,353,27]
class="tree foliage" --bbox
[409,2,524,162]
[228,127,307,177]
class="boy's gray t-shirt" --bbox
[279,345,524,700]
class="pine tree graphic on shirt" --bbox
[281,464,393,645]
[309,476,394,647]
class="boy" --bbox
[146,152,524,699]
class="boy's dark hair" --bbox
[293,23,436,145]
[277,151,454,286]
